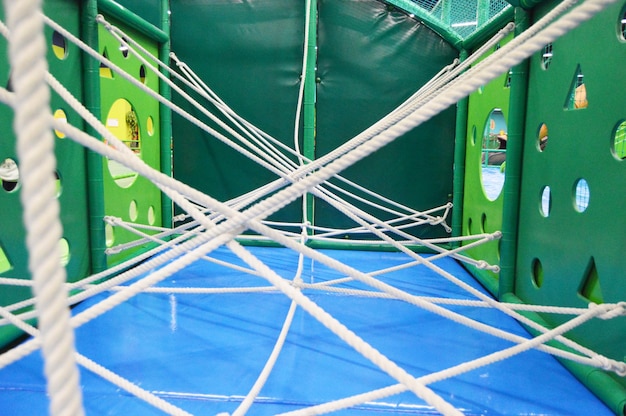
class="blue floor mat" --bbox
[0,247,614,415]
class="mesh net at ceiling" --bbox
[398,0,512,39]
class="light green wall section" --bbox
[462,35,513,294]
[97,17,163,266]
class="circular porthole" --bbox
[52,31,67,60]
[105,98,140,188]
[481,109,507,201]
[612,120,626,160]
[120,37,130,58]
[537,123,548,152]
[618,7,626,41]
[139,65,147,84]
[146,116,155,136]
[53,109,67,139]
[129,200,138,222]
[105,223,115,248]
[59,238,70,267]
[148,205,156,225]
[541,43,553,70]
[54,171,62,198]
[531,258,544,288]
[540,186,551,217]
[573,178,590,213]
[0,158,19,193]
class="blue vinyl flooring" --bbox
[0,247,614,415]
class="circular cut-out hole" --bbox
[531,258,544,288]
[120,38,129,58]
[148,206,155,225]
[146,116,154,136]
[619,7,626,41]
[105,223,115,248]
[540,186,551,217]
[481,108,507,201]
[574,178,590,212]
[470,125,476,146]
[0,158,19,192]
[480,213,487,233]
[59,238,70,267]
[52,31,67,60]
[139,65,147,84]
[537,123,548,152]
[54,171,62,198]
[541,43,553,70]
[129,200,138,222]
[105,98,140,188]
[467,217,473,234]
[53,109,67,138]
[612,120,626,160]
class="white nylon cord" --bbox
[2,1,84,415]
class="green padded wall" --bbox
[97,14,163,266]
[170,0,305,228]
[462,35,513,294]
[170,0,457,241]
[313,0,458,241]
[514,0,626,404]
[0,0,91,346]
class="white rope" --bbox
[0,304,192,416]
[105,18,455,230]
[51,116,624,375]
[2,1,84,415]
[279,302,625,416]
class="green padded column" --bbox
[498,7,530,298]
[159,0,173,229]
[303,0,318,231]
[84,0,107,273]
[451,50,469,244]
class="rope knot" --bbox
[590,302,626,320]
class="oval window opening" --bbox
[105,98,140,188]
[481,108,507,201]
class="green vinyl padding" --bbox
[314,0,458,240]
[515,0,626,396]
[170,0,458,240]
[170,0,305,226]
[0,0,91,345]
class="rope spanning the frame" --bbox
[1,1,84,415]
[0,0,623,415]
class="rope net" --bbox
[0,0,624,415]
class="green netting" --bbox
[387,0,512,40]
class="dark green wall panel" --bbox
[170,0,305,224]
[0,0,91,344]
[314,0,458,239]
[516,0,626,395]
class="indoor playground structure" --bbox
[0,0,625,415]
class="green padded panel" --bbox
[461,36,513,292]
[313,0,458,240]
[97,16,163,265]
[170,0,305,227]
[0,0,91,345]
[516,0,626,396]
